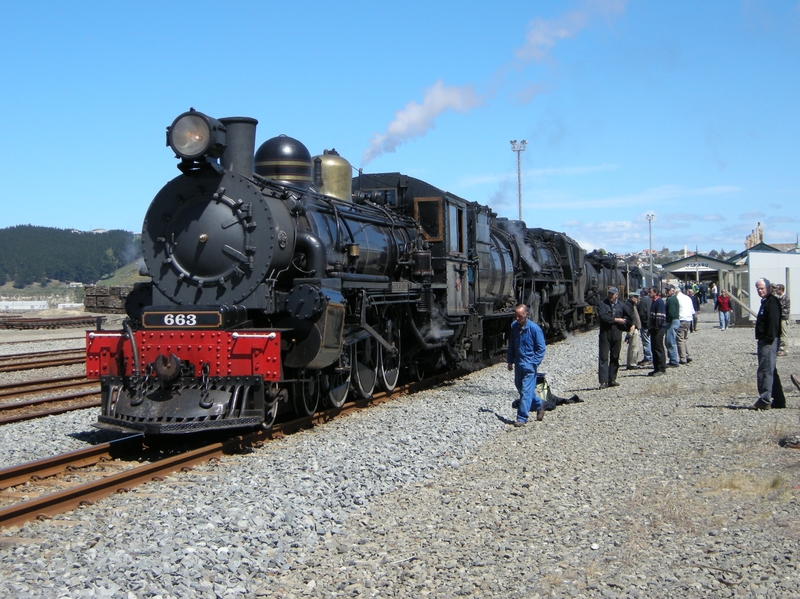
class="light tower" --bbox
[646,213,655,276]
[510,140,527,221]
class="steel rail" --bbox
[0,379,96,400]
[0,400,101,425]
[0,435,145,490]
[0,390,99,413]
[0,362,495,529]
[0,356,85,373]
[0,374,91,394]
[0,349,84,362]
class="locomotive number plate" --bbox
[142,311,223,328]
[391,281,410,293]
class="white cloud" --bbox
[461,163,619,187]
[533,184,741,210]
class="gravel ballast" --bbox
[1,310,799,598]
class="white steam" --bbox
[516,0,628,63]
[360,1,628,166]
[361,80,484,166]
[504,220,541,274]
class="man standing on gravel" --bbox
[624,292,643,370]
[507,304,546,426]
[596,287,631,388]
[774,283,790,356]
[714,289,731,331]
[676,287,695,364]
[750,278,786,410]
[647,287,667,376]
[637,288,653,367]
[664,285,681,367]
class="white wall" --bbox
[748,251,800,320]
[0,301,49,311]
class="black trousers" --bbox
[650,327,667,372]
[772,370,786,408]
[598,330,622,384]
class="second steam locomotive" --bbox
[86,109,646,436]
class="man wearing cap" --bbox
[624,292,643,370]
[637,288,653,366]
[664,285,681,367]
[647,287,667,376]
[597,286,632,389]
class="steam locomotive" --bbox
[86,109,646,436]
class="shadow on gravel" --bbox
[693,403,795,410]
[484,394,584,426]
[481,407,516,425]
[69,429,131,444]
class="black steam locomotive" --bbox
[86,109,645,436]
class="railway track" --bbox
[0,315,103,330]
[0,375,100,425]
[0,374,95,398]
[0,349,85,372]
[0,365,484,529]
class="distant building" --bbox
[0,301,49,311]
[769,242,800,253]
[67,282,84,288]
[745,223,764,249]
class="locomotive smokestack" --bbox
[219,116,258,175]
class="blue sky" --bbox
[1,1,798,256]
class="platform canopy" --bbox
[662,254,735,276]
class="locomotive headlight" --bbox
[167,110,227,160]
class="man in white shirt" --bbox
[676,287,696,365]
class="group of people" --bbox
[506,278,792,425]
[597,284,699,385]
[681,280,716,305]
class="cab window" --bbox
[414,197,443,242]
[448,204,466,255]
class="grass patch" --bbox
[704,472,794,500]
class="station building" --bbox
[662,242,800,324]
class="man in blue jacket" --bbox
[507,304,546,426]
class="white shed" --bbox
[743,250,800,321]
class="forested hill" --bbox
[0,225,139,287]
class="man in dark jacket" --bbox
[750,278,786,409]
[664,285,681,366]
[699,282,708,304]
[597,287,631,388]
[647,287,667,376]
[687,289,700,331]
[637,289,653,365]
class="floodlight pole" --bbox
[646,213,655,276]
[510,140,527,221]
